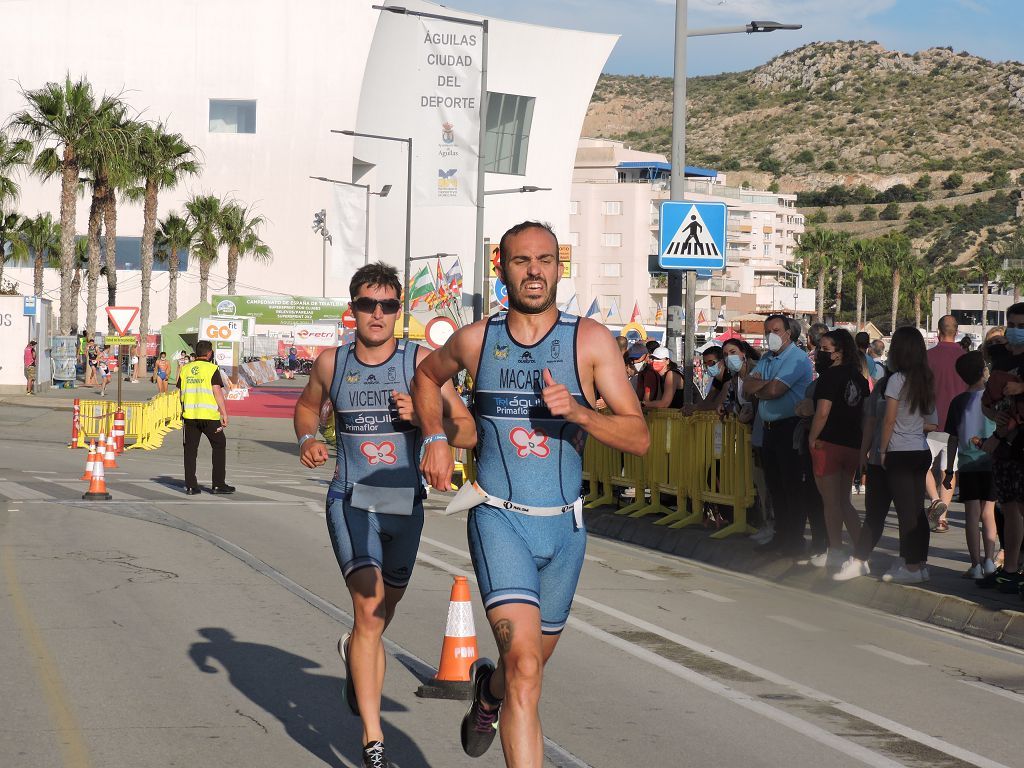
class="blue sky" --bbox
[448,0,1024,76]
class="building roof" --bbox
[617,161,717,178]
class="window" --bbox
[603,201,622,216]
[763,244,771,255]
[484,92,535,175]
[209,99,257,133]
[600,263,622,278]
[569,200,580,216]
[601,233,622,247]
[568,231,579,247]
[98,236,189,271]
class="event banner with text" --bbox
[376,11,483,207]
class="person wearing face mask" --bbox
[808,329,870,569]
[719,339,760,419]
[744,314,816,557]
[682,346,729,414]
[643,347,685,409]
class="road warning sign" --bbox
[658,201,727,270]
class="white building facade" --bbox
[0,0,615,331]
[569,138,811,327]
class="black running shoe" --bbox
[461,658,500,758]
[339,633,359,716]
[362,740,394,768]
[976,568,1003,588]
[996,570,1023,594]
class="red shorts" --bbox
[811,441,861,478]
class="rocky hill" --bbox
[584,41,1024,191]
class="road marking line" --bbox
[688,589,735,603]
[2,548,92,768]
[622,569,664,581]
[0,482,51,500]
[767,615,824,633]
[418,535,1009,768]
[228,483,303,503]
[583,555,605,563]
[32,470,58,474]
[122,480,191,498]
[50,481,146,501]
[855,644,928,666]
[960,680,1024,705]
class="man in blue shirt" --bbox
[745,314,816,556]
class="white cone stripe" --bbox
[444,599,476,638]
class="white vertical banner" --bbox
[413,18,482,206]
[328,183,368,282]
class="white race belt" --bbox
[445,481,583,521]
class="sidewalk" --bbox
[585,498,1024,650]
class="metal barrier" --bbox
[583,410,756,539]
[75,393,182,451]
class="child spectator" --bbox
[944,351,998,579]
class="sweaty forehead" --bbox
[505,228,558,257]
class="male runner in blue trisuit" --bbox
[294,261,475,768]
[413,222,649,767]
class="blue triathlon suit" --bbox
[469,312,591,634]
[326,341,423,589]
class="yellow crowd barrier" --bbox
[76,393,182,451]
[583,410,756,539]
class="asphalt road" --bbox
[2,406,1023,768]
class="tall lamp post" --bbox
[333,129,413,337]
[669,2,801,403]
[310,176,392,296]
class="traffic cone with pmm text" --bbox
[416,575,478,700]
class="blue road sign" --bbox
[658,201,728,270]
[493,277,509,309]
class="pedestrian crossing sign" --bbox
[658,201,728,270]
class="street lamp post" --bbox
[311,208,332,298]
[668,1,801,404]
[333,129,413,338]
[310,176,392,283]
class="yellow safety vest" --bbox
[180,360,221,420]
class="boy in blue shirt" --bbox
[943,351,997,579]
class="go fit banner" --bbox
[199,317,244,343]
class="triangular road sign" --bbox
[106,306,139,335]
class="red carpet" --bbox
[225,388,303,418]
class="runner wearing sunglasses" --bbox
[412,222,649,767]
[293,261,475,768]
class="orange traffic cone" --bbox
[416,575,479,699]
[82,457,112,500]
[80,440,97,480]
[103,433,118,469]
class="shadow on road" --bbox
[188,627,430,767]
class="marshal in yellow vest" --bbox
[180,360,221,420]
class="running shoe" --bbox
[361,740,394,768]
[996,570,1024,595]
[832,556,870,582]
[976,567,1004,588]
[461,658,499,758]
[339,633,359,716]
[881,565,926,584]
[927,500,948,529]
[983,558,998,576]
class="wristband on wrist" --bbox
[297,433,317,450]
[419,433,448,460]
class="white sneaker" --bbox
[807,551,829,567]
[882,565,925,584]
[963,564,984,580]
[983,558,998,576]
[833,556,870,581]
[920,566,931,582]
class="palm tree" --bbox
[155,212,192,322]
[932,265,965,316]
[0,132,32,209]
[831,232,851,322]
[0,211,29,288]
[11,75,126,333]
[69,237,88,333]
[130,123,200,346]
[874,232,912,334]
[21,213,60,297]
[1002,268,1024,303]
[994,230,1024,303]
[218,202,272,295]
[849,238,873,329]
[971,244,1003,339]
[185,194,223,304]
[904,257,930,329]
[796,228,842,322]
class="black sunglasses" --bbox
[352,297,402,315]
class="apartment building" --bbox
[569,138,811,327]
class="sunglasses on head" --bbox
[352,297,402,314]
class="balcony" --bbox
[648,275,740,295]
